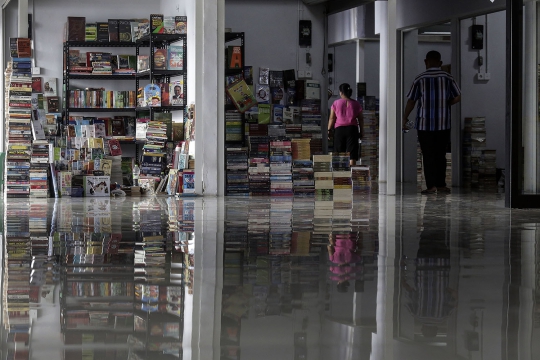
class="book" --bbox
[67,17,86,42]
[167,45,183,70]
[130,21,139,42]
[305,80,320,100]
[137,55,149,73]
[159,83,170,106]
[85,23,97,41]
[226,79,257,113]
[255,84,270,103]
[153,48,167,70]
[183,171,195,193]
[112,119,125,136]
[17,38,31,57]
[163,16,176,34]
[170,79,184,106]
[43,78,57,96]
[244,66,253,85]
[175,16,187,34]
[144,84,161,107]
[273,105,284,124]
[172,122,184,142]
[108,139,122,156]
[45,97,59,113]
[258,104,271,125]
[227,46,242,69]
[118,20,132,42]
[97,22,109,42]
[100,159,112,176]
[84,176,110,197]
[32,77,42,93]
[150,14,164,34]
[137,19,150,39]
[108,19,119,41]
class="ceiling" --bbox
[302,0,376,15]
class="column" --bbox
[524,1,537,192]
[356,39,365,84]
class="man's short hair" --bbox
[426,50,441,62]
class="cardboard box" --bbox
[84,176,111,197]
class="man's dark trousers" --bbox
[417,129,450,189]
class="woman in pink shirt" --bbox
[328,83,364,165]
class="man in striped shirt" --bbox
[403,51,461,194]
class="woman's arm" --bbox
[358,111,364,138]
[328,108,336,131]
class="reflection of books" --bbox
[226,80,257,113]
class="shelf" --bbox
[137,34,186,44]
[136,70,185,78]
[67,74,137,80]
[225,32,244,43]
[119,140,147,145]
[65,41,138,48]
[136,106,185,112]
[67,108,136,113]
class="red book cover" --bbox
[159,82,170,106]
[108,139,122,156]
[32,77,42,93]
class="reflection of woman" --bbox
[327,234,362,293]
[328,83,364,166]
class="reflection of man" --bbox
[401,200,457,339]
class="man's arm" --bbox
[402,98,416,129]
[449,94,461,106]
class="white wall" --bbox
[397,0,504,30]
[328,42,356,105]
[225,0,326,87]
[460,11,506,168]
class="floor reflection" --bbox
[2,193,540,359]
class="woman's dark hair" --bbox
[339,83,353,98]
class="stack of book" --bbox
[292,160,314,196]
[268,124,286,138]
[269,140,293,196]
[68,89,137,109]
[361,110,379,192]
[141,121,168,176]
[285,124,302,139]
[92,61,112,75]
[313,155,333,198]
[29,141,51,197]
[291,199,315,232]
[248,135,270,195]
[225,110,243,142]
[331,152,350,171]
[226,147,249,196]
[291,138,311,160]
[351,166,371,195]
[479,149,497,191]
[333,171,352,201]
[5,57,33,197]
[300,99,322,153]
[463,117,487,188]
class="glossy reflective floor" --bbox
[1,192,540,359]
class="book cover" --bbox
[163,16,176,34]
[183,171,195,193]
[84,176,110,197]
[85,23,97,42]
[136,118,149,140]
[153,48,167,70]
[108,19,119,42]
[125,117,136,137]
[226,79,257,113]
[118,20,132,42]
[100,159,112,176]
[45,96,60,113]
[244,66,253,85]
[150,14,164,34]
[97,22,109,42]
[17,38,31,57]
[273,105,284,124]
[172,122,184,142]
[111,119,125,136]
[159,83,170,106]
[57,171,72,197]
[144,84,161,107]
[175,16,187,34]
[258,104,271,125]
[137,55,149,73]
[271,87,284,105]
[255,84,270,103]
[283,69,296,89]
[305,80,320,100]
[68,50,80,67]
[108,139,122,156]
[43,78,57,96]
[67,17,86,42]
[130,21,139,42]
[167,45,183,71]
[227,46,242,69]
[94,121,106,138]
[32,77,42,93]
[170,78,184,106]
[137,19,150,39]
[116,55,130,69]
[167,170,178,195]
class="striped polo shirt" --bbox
[406,67,461,131]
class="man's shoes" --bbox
[421,188,437,194]
[437,187,451,193]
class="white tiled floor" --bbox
[2,191,540,359]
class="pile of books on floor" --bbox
[285,124,302,139]
[141,121,168,176]
[291,139,314,195]
[362,110,379,193]
[29,141,51,197]
[225,110,243,142]
[463,117,491,189]
[226,147,249,196]
[248,135,270,195]
[351,166,371,195]
[268,124,286,138]
[332,152,350,171]
[300,99,322,141]
[333,171,352,203]
[269,140,293,196]
[313,155,333,198]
